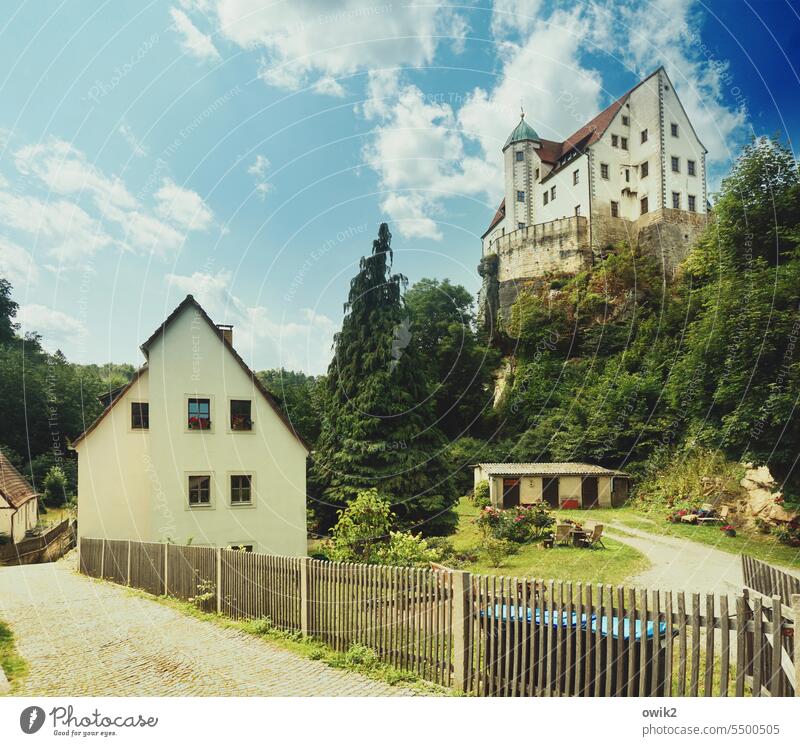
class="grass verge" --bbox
[124,586,453,696]
[0,620,27,693]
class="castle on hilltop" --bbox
[479,67,709,328]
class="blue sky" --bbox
[0,0,797,374]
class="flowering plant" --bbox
[475,504,554,543]
[720,524,736,537]
[188,416,211,430]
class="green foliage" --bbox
[482,537,516,567]
[42,465,69,507]
[328,488,394,563]
[472,479,490,508]
[475,504,554,543]
[343,642,379,670]
[376,531,441,567]
[312,225,457,534]
[257,368,324,444]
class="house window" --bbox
[640,129,648,144]
[517,190,525,202]
[600,163,609,180]
[688,195,697,212]
[671,123,678,137]
[575,205,581,216]
[620,137,628,150]
[672,191,681,209]
[515,151,524,162]
[550,186,556,200]
[671,156,680,173]
[188,475,211,506]
[230,475,252,504]
[188,398,211,430]
[641,161,649,178]
[687,159,696,176]
[640,197,649,215]
[543,191,549,205]
[573,169,579,185]
[622,115,629,126]
[230,400,252,431]
[611,134,618,147]
[131,402,149,430]
[611,201,619,218]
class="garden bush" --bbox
[377,531,441,567]
[475,503,554,543]
[472,480,490,508]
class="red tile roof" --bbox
[0,450,38,509]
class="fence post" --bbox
[300,556,311,637]
[163,543,169,596]
[126,541,132,586]
[216,548,222,614]
[451,570,472,693]
[793,594,800,697]
[99,538,106,579]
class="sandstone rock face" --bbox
[739,464,796,527]
[768,503,799,524]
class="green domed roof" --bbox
[504,113,539,148]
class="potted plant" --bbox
[188,416,211,430]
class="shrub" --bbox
[472,480,491,508]
[42,465,69,507]
[252,617,274,635]
[329,488,393,563]
[377,531,441,567]
[475,504,554,543]
[343,642,379,670]
[483,538,516,567]
[772,524,800,547]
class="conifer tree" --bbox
[312,224,457,534]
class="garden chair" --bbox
[580,524,606,549]
[553,523,572,546]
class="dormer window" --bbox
[515,151,524,162]
[188,398,211,430]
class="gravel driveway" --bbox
[0,559,419,696]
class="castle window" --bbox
[641,161,649,178]
[573,169,579,185]
[640,129,648,144]
[688,195,697,212]
[622,115,629,126]
[517,190,525,202]
[575,205,581,216]
[621,137,628,150]
[671,156,680,173]
[543,192,549,206]
[672,191,681,209]
[550,186,556,200]
[611,135,618,147]
[625,169,630,183]
[688,159,696,176]
[640,197,649,215]
[611,201,619,217]
[535,168,539,180]
[518,222,525,230]
[515,151,524,162]
[671,123,679,137]
[600,163,609,180]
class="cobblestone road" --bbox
[0,559,419,696]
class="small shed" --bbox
[473,462,630,509]
[0,451,39,543]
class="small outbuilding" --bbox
[473,463,630,510]
[0,451,39,543]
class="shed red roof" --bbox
[0,450,38,509]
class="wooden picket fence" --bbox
[742,554,800,607]
[79,537,800,696]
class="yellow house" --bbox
[0,450,39,543]
[473,463,630,510]
[73,295,309,555]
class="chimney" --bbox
[217,324,233,346]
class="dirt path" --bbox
[606,523,745,596]
[0,559,418,696]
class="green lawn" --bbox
[449,498,650,585]
[559,506,800,571]
[37,505,75,528]
[0,620,27,693]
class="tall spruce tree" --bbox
[312,224,457,534]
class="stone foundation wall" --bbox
[635,208,708,276]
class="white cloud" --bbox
[170,7,221,62]
[0,237,39,287]
[16,304,87,349]
[166,269,337,373]
[247,154,272,199]
[490,0,543,38]
[119,122,148,157]
[313,76,346,97]
[154,178,215,231]
[215,0,457,91]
